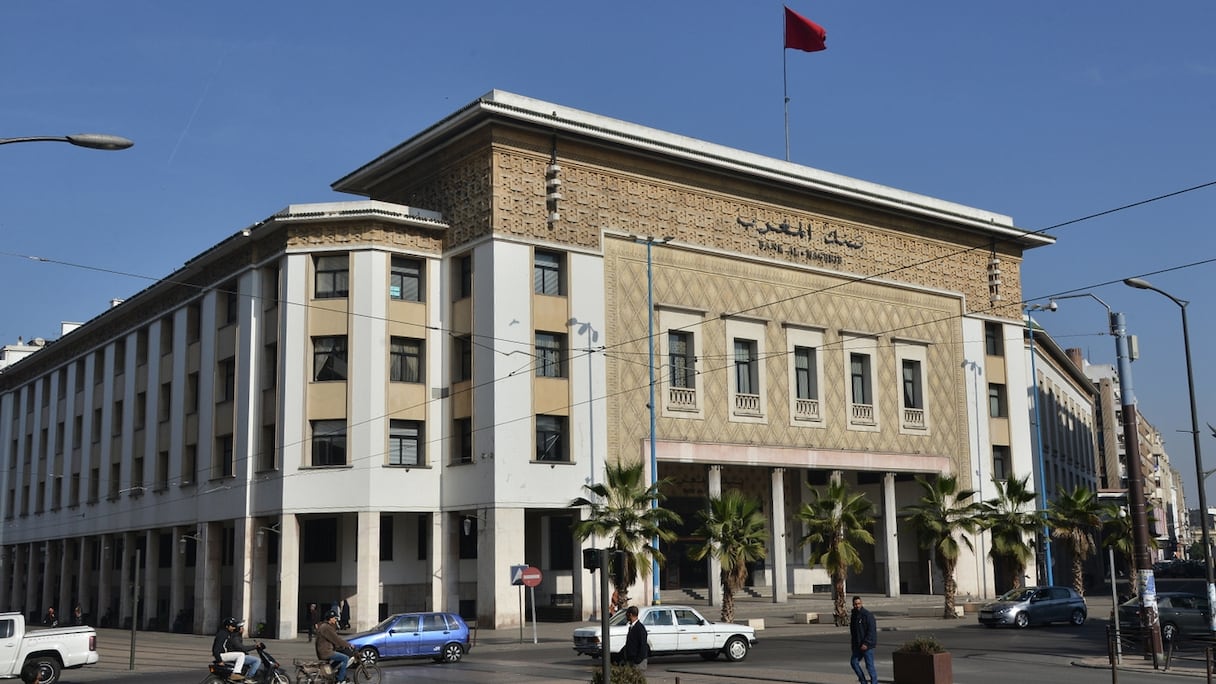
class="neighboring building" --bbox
[0,338,47,372]
[0,91,1054,634]
[1023,330,1099,587]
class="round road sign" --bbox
[521,566,543,587]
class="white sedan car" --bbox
[572,605,756,662]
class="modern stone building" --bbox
[0,91,1054,634]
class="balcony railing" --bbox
[850,402,876,425]
[902,407,926,430]
[794,398,821,421]
[667,386,698,412]
[734,393,762,416]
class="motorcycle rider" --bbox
[315,610,354,684]
[213,617,263,681]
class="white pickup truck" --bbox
[0,613,98,684]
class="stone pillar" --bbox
[356,510,381,631]
[142,531,158,629]
[434,512,452,614]
[195,522,222,633]
[771,468,788,603]
[276,514,300,641]
[234,517,253,626]
[119,532,135,626]
[707,465,722,607]
[0,546,11,612]
[883,472,900,597]
[481,507,526,628]
[26,543,40,621]
[250,522,270,637]
[40,542,56,618]
[58,539,73,621]
[96,534,113,625]
[170,526,187,632]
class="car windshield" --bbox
[371,615,405,632]
[997,588,1036,602]
[607,611,630,627]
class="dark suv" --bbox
[978,586,1087,628]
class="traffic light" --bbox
[610,550,626,585]
[583,547,600,571]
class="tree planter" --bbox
[892,650,952,684]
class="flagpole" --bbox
[783,21,790,161]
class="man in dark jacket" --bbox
[849,596,878,684]
[315,610,354,684]
[212,617,262,680]
[623,606,649,671]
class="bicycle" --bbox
[294,650,380,684]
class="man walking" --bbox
[623,606,649,671]
[849,596,878,684]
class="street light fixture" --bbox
[0,133,134,150]
[1124,276,1215,632]
[1051,291,1162,658]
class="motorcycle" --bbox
[205,644,290,684]
[294,648,381,684]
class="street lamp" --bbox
[1024,302,1057,586]
[1052,291,1162,658]
[1124,276,1215,632]
[633,235,671,606]
[0,133,133,150]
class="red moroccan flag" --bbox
[784,6,827,52]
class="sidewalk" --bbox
[72,592,1212,682]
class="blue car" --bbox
[346,612,471,664]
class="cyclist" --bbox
[315,610,354,684]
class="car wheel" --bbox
[1070,609,1086,626]
[21,658,61,684]
[434,642,464,663]
[358,647,379,665]
[700,651,719,661]
[1162,622,1179,642]
[724,636,750,662]
[1014,612,1029,629]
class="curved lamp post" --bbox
[0,133,133,150]
[1124,276,1215,632]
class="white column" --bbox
[96,535,113,625]
[356,511,381,631]
[276,514,300,640]
[707,465,722,607]
[142,533,156,629]
[234,517,254,627]
[119,532,134,626]
[434,512,451,614]
[771,468,788,603]
[57,540,73,622]
[250,522,269,637]
[883,472,900,597]
[75,539,90,623]
[195,522,222,633]
[484,507,526,628]
[24,544,38,621]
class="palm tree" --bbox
[1046,486,1105,596]
[795,480,875,626]
[687,490,770,623]
[979,475,1040,591]
[570,460,683,607]
[903,474,982,619]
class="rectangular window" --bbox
[262,265,280,309]
[134,392,147,430]
[901,359,924,409]
[380,515,394,561]
[187,302,201,343]
[186,372,199,414]
[733,339,758,395]
[992,445,1010,481]
[454,254,472,299]
[75,360,85,389]
[92,408,102,443]
[314,254,349,298]
[533,250,564,295]
[535,332,566,378]
[536,414,568,462]
[112,400,124,436]
[216,435,234,477]
[156,450,169,489]
[313,336,348,382]
[794,346,818,399]
[388,420,423,466]
[549,516,574,571]
[259,423,276,471]
[389,337,424,383]
[136,329,148,366]
[93,351,105,385]
[219,358,236,402]
[182,444,197,485]
[263,342,277,389]
[390,256,424,302]
[669,331,695,389]
[850,353,873,405]
[984,322,1004,356]
[302,518,338,562]
[454,336,472,382]
[989,383,1008,418]
[158,382,171,422]
[454,417,473,464]
[160,316,174,355]
[311,420,347,467]
[114,339,126,375]
[223,286,239,325]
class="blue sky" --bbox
[3,2,1214,502]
